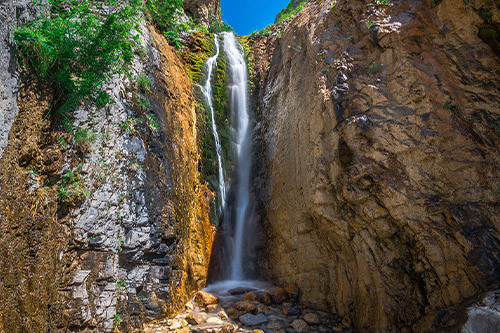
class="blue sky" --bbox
[221,0,290,35]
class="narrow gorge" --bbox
[0,0,499,332]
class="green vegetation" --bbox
[180,33,215,83]
[208,10,233,33]
[276,0,309,25]
[372,0,390,5]
[145,0,184,48]
[58,168,88,204]
[14,0,142,117]
[72,126,97,155]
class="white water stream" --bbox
[201,34,226,210]
[222,32,251,281]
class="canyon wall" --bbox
[252,0,500,331]
[0,8,215,333]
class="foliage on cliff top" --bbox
[145,0,184,47]
[14,0,141,117]
[275,0,309,24]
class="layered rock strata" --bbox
[251,0,500,331]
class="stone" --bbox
[226,308,239,320]
[185,301,194,310]
[256,304,273,314]
[206,316,224,325]
[194,290,218,307]
[281,303,300,316]
[260,293,272,305]
[206,304,219,313]
[252,330,265,333]
[270,289,288,304]
[185,312,205,325]
[303,312,320,324]
[221,323,236,333]
[291,319,309,332]
[239,313,268,326]
[234,301,257,314]
[284,284,299,299]
[218,310,228,319]
[267,322,282,330]
[244,292,259,301]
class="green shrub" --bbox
[145,0,184,48]
[14,0,142,118]
[58,168,88,204]
[276,0,309,24]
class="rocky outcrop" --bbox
[0,0,46,157]
[0,16,214,333]
[183,0,220,25]
[252,0,500,331]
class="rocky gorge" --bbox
[0,0,499,332]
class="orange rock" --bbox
[244,291,258,301]
[270,289,288,304]
[226,308,239,320]
[284,284,299,299]
[234,300,257,314]
[260,293,272,305]
[303,312,320,324]
[194,290,218,307]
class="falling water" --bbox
[222,32,251,281]
[201,34,226,210]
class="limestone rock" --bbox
[185,312,205,325]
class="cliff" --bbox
[251,0,500,331]
[0,2,215,331]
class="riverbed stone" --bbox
[291,319,308,332]
[239,313,268,326]
[235,301,257,314]
[195,290,219,307]
[303,312,320,324]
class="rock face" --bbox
[251,0,500,331]
[183,0,220,25]
[0,15,214,333]
[0,0,46,157]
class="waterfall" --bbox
[222,32,251,281]
[201,34,226,211]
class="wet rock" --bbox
[281,302,300,316]
[284,284,299,300]
[260,293,272,305]
[244,291,259,301]
[270,289,288,304]
[252,330,265,333]
[256,303,273,314]
[303,312,320,324]
[267,322,282,330]
[291,319,309,332]
[226,308,239,320]
[195,290,219,307]
[239,313,268,326]
[235,301,257,314]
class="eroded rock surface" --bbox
[251,0,500,331]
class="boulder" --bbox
[226,308,239,320]
[194,290,218,307]
[185,312,205,325]
[244,291,259,301]
[270,289,288,304]
[234,300,257,314]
